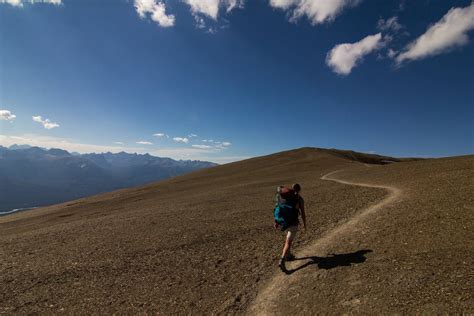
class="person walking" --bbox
[275,183,307,272]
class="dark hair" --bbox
[292,183,301,192]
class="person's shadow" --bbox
[284,249,373,275]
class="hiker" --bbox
[274,183,307,272]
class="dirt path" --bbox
[247,169,402,315]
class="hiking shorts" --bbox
[286,225,298,241]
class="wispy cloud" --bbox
[153,132,169,138]
[193,140,232,150]
[114,141,124,145]
[134,0,175,27]
[199,139,232,147]
[192,144,212,149]
[395,2,474,64]
[136,140,153,145]
[326,33,383,75]
[173,137,189,144]
[375,16,409,59]
[188,133,198,138]
[0,0,62,7]
[269,0,360,25]
[377,16,403,33]
[32,115,60,129]
[0,110,16,121]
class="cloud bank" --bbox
[326,33,383,75]
[32,115,60,129]
[396,2,474,64]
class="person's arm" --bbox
[300,199,307,229]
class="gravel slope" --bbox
[1,148,472,314]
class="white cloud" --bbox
[396,2,474,64]
[326,33,383,75]
[153,132,168,138]
[192,144,212,149]
[136,141,153,145]
[270,0,298,10]
[270,0,360,25]
[134,0,175,27]
[185,0,219,19]
[184,0,243,20]
[0,110,16,121]
[114,141,124,145]
[173,137,189,144]
[377,16,403,32]
[221,142,231,146]
[188,133,198,138]
[0,0,61,7]
[32,115,60,129]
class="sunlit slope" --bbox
[1,148,472,314]
[274,154,474,314]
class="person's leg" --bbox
[281,237,293,259]
[279,226,298,272]
[283,226,298,258]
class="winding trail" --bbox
[247,169,402,315]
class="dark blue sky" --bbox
[1,0,473,162]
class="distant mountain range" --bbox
[0,145,217,213]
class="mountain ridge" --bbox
[0,145,217,212]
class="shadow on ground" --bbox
[285,249,373,275]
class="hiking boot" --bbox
[286,253,296,261]
[278,258,287,272]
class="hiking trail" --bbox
[247,169,402,315]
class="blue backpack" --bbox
[274,187,299,231]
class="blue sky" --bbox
[1,0,473,163]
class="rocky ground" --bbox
[1,148,472,314]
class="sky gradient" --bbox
[1,0,473,163]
